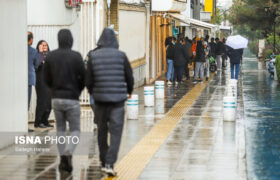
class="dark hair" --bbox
[211,37,215,42]
[28,32,33,42]
[165,37,172,47]
[180,37,185,44]
[215,37,220,41]
[58,29,73,49]
[36,40,50,52]
[171,36,176,42]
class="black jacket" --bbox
[166,44,175,60]
[209,42,216,57]
[215,41,223,55]
[195,41,206,62]
[227,47,243,64]
[86,28,134,104]
[173,43,190,67]
[44,29,86,100]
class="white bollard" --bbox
[127,95,139,119]
[223,96,237,121]
[144,86,154,107]
[228,79,238,86]
[155,81,165,99]
[227,79,238,97]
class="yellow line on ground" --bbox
[112,76,213,180]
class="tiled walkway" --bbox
[138,70,246,180]
[1,65,247,180]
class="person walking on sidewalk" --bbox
[215,38,223,70]
[203,41,210,81]
[193,41,206,84]
[27,32,39,110]
[173,37,190,86]
[221,38,228,69]
[166,37,175,85]
[86,28,134,177]
[184,37,192,80]
[227,47,243,80]
[34,40,53,128]
[44,29,86,173]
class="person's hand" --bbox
[127,94,132,99]
[38,44,43,52]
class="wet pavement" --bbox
[0,77,197,180]
[242,57,280,180]
[138,69,246,179]
[0,61,258,179]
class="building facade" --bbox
[0,0,28,132]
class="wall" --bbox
[119,10,146,61]
[182,0,192,18]
[27,0,80,51]
[0,0,28,132]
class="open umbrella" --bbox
[226,35,248,49]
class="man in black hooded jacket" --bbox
[44,29,86,173]
[86,28,134,176]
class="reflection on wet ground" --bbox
[242,58,280,180]
[0,78,196,179]
[138,69,246,179]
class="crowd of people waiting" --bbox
[165,34,243,86]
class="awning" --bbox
[167,13,218,30]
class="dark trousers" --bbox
[185,65,189,79]
[28,85,32,110]
[173,66,185,83]
[95,103,125,166]
[35,78,52,126]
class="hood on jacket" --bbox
[58,29,73,49]
[97,28,119,49]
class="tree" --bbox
[229,0,280,38]
[212,7,223,25]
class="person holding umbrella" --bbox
[226,35,248,80]
[227,47,243,80]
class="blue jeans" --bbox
[230,63,240,80]
[166,59,174,81]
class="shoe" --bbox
[167,81,172,85]
[59,155,67,171]
[59,155,73,173]
[102,164,117,177]
[206,77,209,81]
[34,123,47,128]
[45,124,54,128]
[192,80,198,84]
